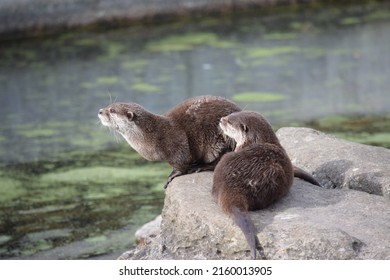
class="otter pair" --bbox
[98,95,321,259]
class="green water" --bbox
[1,1,390,259]
[0,146,170,259]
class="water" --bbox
[1,1,390,259]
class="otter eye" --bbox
[109,108,116,114]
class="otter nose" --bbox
[99,109,103,115]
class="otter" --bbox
[98,96,240,188]
[98,95,321,188]
[212,111,295,259]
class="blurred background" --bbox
[0,0,389,259]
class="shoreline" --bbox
[0,0,321,40]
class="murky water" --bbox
[1,1,390,259]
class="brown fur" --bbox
[212,111,294,259]
[98,95,321,188]
[98,96,240,188]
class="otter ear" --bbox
[127,111,136,121]
[241,124,248,133]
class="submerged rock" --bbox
[120,128,390,260]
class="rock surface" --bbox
[277,127,390,199]
[134,215,162,245]
[120,128,390,260]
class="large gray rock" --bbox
[277,127,390,199]
[120,128,390,260]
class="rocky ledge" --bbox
[119,127,390,260]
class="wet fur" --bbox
[212,112,294,259]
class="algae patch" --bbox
[233,92,288,103]
[246,46,299,59]
[0,177,26,204]
[303,114,390,149]
[122,60,149,70]
[131,83,161,93]
[39,164,169,186]
[263,32,298,40]
[96,76,120,85]
[340,17,361,25]
[0,148,169,258]
[146,32,235,52]
[0,235,11,245]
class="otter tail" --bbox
[231,207,259,259]
[293,166,322,187]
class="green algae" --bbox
[263,32,298,40]
[0,146,168,258]
[27,229,72,242]
[96,76,120,85]
[108,42,126,56]
[15,120,76,139]
[80,82,94,89]
[0,236,11,245]
[131,82,161,93]
[262,109,292,118]
[39,164,169,186]
[2,49,37,63]
[122,60,149,70]
[85,235,107,243]
[365,10,390,21]
[334,132,390,148]
[0,177,26,204]
[340,17,361,25]
[146,32,236,52]
[74,38,98,47]
[21,240,53,256]
[302,114,390,149]
[246,46,299,59]
[290,21,304,30]
[18,127,58,138]
[19,205,78,215]
[233,92,288,103]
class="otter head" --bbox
[98,103,141,134]
[219,111,279,150]
[98,102,163,160]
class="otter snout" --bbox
[98,108,111,126]
[98,108,107,119]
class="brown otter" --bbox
[212,111,294,259]
[98,95,321,188]
[98,96,240,188]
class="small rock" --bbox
[135,215,162,245]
